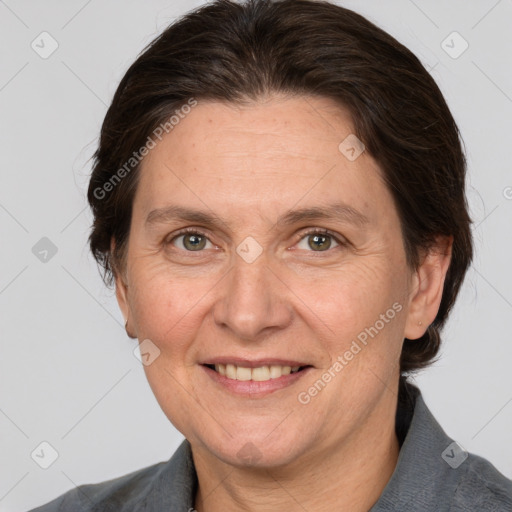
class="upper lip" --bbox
[201,357,311,368]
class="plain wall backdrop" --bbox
[1,0,511,510]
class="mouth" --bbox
[201,362,312,382]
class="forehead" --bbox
[134,95,392,227]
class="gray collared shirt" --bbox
[29,384,512,511]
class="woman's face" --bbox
[116,95,426,468]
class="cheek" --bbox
[128,239,409,353]
[128,268,209,431]
[315,259,398,318]
[302,259,408,359]
[134,290,189,378]
[129,255,200,318]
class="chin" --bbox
[197,429,310,469]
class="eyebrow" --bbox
[145,202,369,231]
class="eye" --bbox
[295,229,343,252]
[166,227,345,253]
[168,228,214,252]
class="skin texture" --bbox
[114,94,452,511]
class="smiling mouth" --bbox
[203,363,311,382]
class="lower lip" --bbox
[201,365,312,397]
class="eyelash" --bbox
[166,227,346,253]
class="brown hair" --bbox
[87,0,473,377]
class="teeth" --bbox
[236,366,252,381]
[252,366,270,381]
[226,364,237,379]
[213,363,303,381]
[270,365,284,378]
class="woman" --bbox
[30,0,512,510]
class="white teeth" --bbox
[281,366,292,376]
[252,366,270,381]
[269,365,283,378]
[213,363,302,381]
[236,366,252,381]
[226,363,237,379]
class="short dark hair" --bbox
[87,0,473,377]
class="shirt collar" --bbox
[370,382,461,511]
[150,382,460,511]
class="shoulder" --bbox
[27,439,196,512]
[449,452,512,511]
[27,460,169,512]
[374,383,512,512]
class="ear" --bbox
[404,236,453,340]
[111,237,136,338]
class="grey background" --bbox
[1,1,511,510]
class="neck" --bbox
[192,388,401,512]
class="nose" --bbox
[212,252,293,342]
